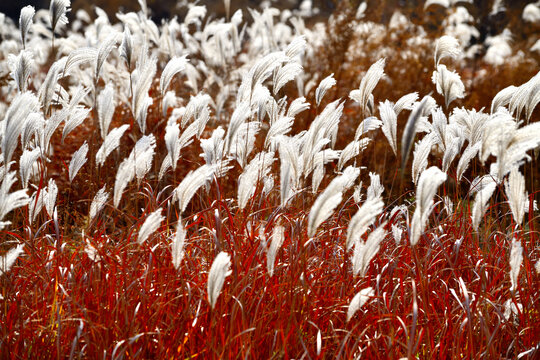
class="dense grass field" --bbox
[1,0,539,358]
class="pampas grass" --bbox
[137,209,164,245]
[207,251,232,309]
[0,244,25,274]
[68,142,88,183]
[349,58,386,116]
[509,238,523,292]
[410,166,447,245]
[1,1,539,357]
[307,166,359,238]
[347,287,374,322]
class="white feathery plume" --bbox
[503,299,523,321]
[286,97,310,118]
[352,224,386,277]
[319,99,343,148]
[120,26,133,69]
[89,185,109,221]
[137,209,164,245]
[132,46,157,133]
[41,110,67,156]
[2,92,39,166]
[207,251,232,309]
[160,55,188,96]
[84,240,100,263]
[508,72,540,121]
[45,178,57,217]
[0,172,30,228]
[434,35,461,66]
[394,92,419,116]
[311,149,341,193]
[64,86,89,112]
[8,50,34,92]
[337,138,370,171]
[63,47,98,76]
[524,79,540,121]
[279,136,302,189]
[509,238,523,292]
[349,58,386,115]
[200,127,225,165]
[49,0,70,34]
[162,91,177,118]
[410,166,447,245]
[432,64,465,108]
[175,162,231,213]
[442,135,461,173]
[225,102,251,154]
[19,148,41,188]
[184,63,200,93]
[248,51,288,95]
[69,142,88,183]
[265,94,281,123]
[315,73,336,107]
[535,259,540,275]
[471,176,497,231]
[392,224,403,244]
[38,58,67,113]
[238,152,275,210]
[346,195,384,250]
[273,62,302,95]
[301,136,330,180]
[178,120,200,150]
[19,6,35,49]
[96,125,129,167]
[285,36,306,59]
[354,116,382,141]
[181,93,212,129]
[431,107,448,149]
[470,175,498,195]
[481,109,540,182]
[185,5,207,26]
[95,34,118,81]
[412,132,437,185]
[504,168,527,226]
[1,244,25,275]
[171,220,187,270]
[97,84,115,139]
[456,143,480,181]
[280,161,292,207]
[29,188,46,223]
[113,156,135,208]
[347,287,374,322]
[491,85,516,114]
[353,183,363,203]
[133,135,157,183]
[307,166,360,238]
[267,225,285,277]
[62,107,90,142]
[379,100,398,155]
[301,100,343,175]
[401,95,430,170]
[21,113,44,150]
[366,172,384,200]
[164,122,181,171]
[264,116,294,149]
[229,122,261,168]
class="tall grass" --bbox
[0,0,539,358]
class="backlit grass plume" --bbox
[207,251,232,309]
